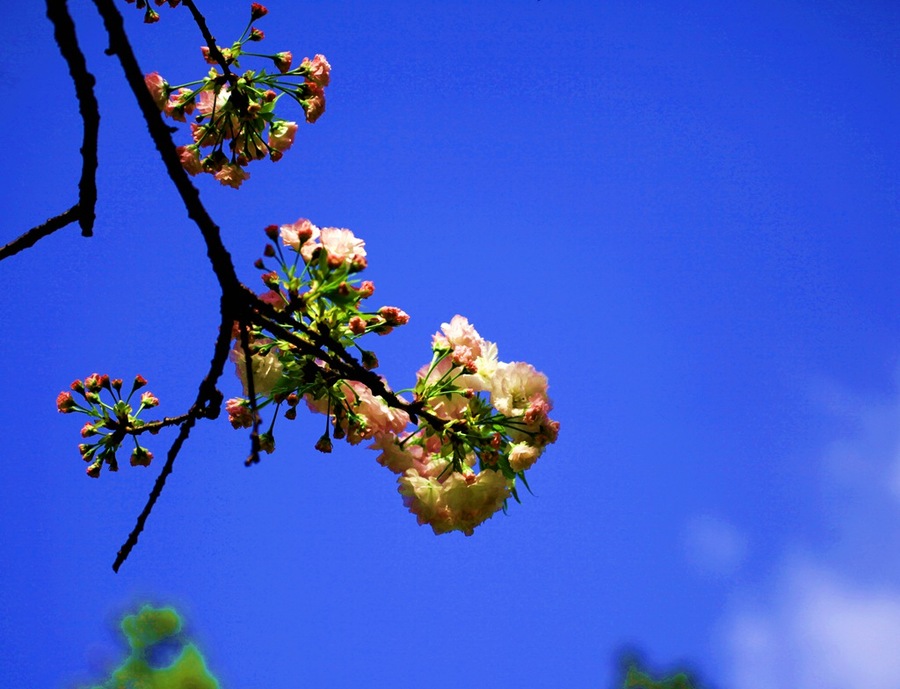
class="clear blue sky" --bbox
[2,1,899,687]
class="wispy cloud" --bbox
[728,563,900,689]
[721,373,900,689]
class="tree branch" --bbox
[0,206,81,262]
[46,0,99,238]
[113,305,230,572]
[180,0,236,79]
[91,0,242,295]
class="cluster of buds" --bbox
[57,374,160,477]
[224,218,559,536]
[142,4,330,187]
[124,0,181,25]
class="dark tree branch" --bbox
[113,304,230,572]
[180,0,236,79]
[0,206,80,262]
[91,0,242,295]
[46,0,99,238]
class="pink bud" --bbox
[250,2,268,20]
[56,391,76,413]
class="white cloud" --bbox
[727,564,900,689]
[721,374,900,689]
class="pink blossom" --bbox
[196,87,230,117]
[280,218,319,251]
[190,123,214,148]
[267,120,298,152]
[432,315,485,365]
[398,468,510,536]
[164,88,195,121]
[301,227,366,266]
[306,381,410,445]
[508,442,542,472]
[177,146,203,175]
[144,72,168,110]
[225,398,254,429]
[301,54,331,87]
[232,135,268,161]
[258,289,285,309]
[303,83,326,123]
[371,434,427,475]
[214,164,249,189]
[489,362,551,419]
[231,345,283,396]
[416,357,470,420]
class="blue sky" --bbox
[1,1,899,687]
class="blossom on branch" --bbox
[140,6,330,186]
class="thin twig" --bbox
[238,319,262,465]
[46,0,99,237]
[180,0,235,79]
[0,206,80,262]
[112,307,230,572]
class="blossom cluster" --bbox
[225,219,559,536]
[142,3,330,187]
[375,316,559,535]
[57,374,160,477]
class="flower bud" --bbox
[284,407,297,420]
[263,244,276,257]
[249,27,264,41]
[379,306,410,326]
[348,316,366,335]
[259,432,275,453]
[133,374,148,390]
[57,391,77,413]
[86,461,102,478]
[315,433,333,453]
[274,52,292,74]
[130,446,154,467]
[71,379,85,394]
[250,2,268,20]
[141,391,160,408]
[361,350,379,370]
[254,258,266,270]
